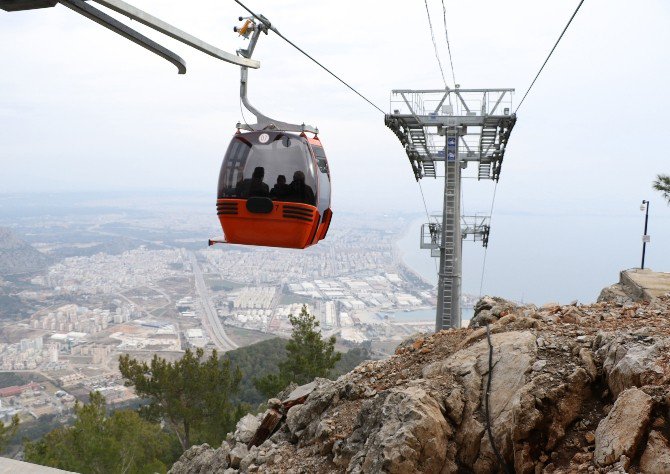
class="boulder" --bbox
[233,414,261,445]
[229,444,249,469]
[334,386,455,474]
[424,330,537,469]
[640,430,670,473]
[285,378,337,443]
[470,296,519,328]
[597,283,633,304]
[598,336,670,397]
[594,387,653,466]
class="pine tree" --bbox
[255,305,341,398]
[119,348,244,450]
[653,174,670,205]
[24,392,171,474]
[0,414,18,453]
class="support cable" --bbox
[485,324,511,473]
[478,182,498,297]
[424,0,448,88]
[440,0,457,86]
[239,98,254,131]
[234,0,384,114]
[516,0,586,113]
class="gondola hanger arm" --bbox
[0,0,260,73]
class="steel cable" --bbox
[424,0,448,88]
[440,0,457,87]
[234,0,385,114]
[516,0,586,112]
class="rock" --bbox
[598,336,670,397]
[594,387,653,466]
[229,444,249,469]
[275,382,298,401]
[285,378,337,443]
[532,360,547,372]
[168,442,232,474]
[579,348,598,381]
[282,381,317,409]
[597,283,633,305]
[267,398,282,410]
[395,332,430,352]
[247,408,283,449]
[334,386,455,474]
[425,331,537,470]
[234,414,261,444]
[469,309,498,328]
[239,447,258,472]
[470,296,519,328]
[640,430,670,473]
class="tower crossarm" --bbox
[387,88,516,181]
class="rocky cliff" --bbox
[170,294,670,474]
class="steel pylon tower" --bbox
[386,88,516,331]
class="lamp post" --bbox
[640,200,650,269]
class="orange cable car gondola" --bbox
[209,16,332,249]
[216,130,332,248]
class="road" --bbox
[188,252,238,352]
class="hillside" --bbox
[225,338,374,407]
[0,227,51,276]
[170,292,670,473]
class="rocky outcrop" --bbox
[170,295,670,473]
[469,295,519,327]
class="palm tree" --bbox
[653,174,670,205]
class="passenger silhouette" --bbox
[270,174,290,200]
[234,174,246,197]
[288,170,315,205]
[247,166,270,198]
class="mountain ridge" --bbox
[0,227,51,276]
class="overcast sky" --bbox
[1,0,669,304]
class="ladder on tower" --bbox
[480,117,500,156]
[439,143,458,329]
[384,115,437,179]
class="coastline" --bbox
[393,217,437,288]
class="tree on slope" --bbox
[654,174,670,205]
[119,348,245,450]
[0,414,18,453]
[255,305,341,398]
[24,392,171,474]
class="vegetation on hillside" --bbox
[225,337,372,406]
[225,337,288,406]
[24,392,172,474]
[0,415,18,453]
[255,306,342,398]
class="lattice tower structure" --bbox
[385,88,516,330]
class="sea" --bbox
[393,217,475,324]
